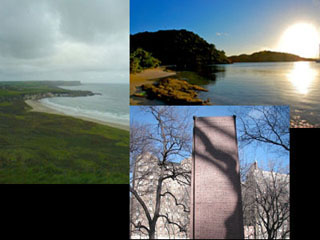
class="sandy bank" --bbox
[25,100,129,131]
[130,67,176,105]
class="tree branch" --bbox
[160,191,190,213]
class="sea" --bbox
[40,83,129,127]
[187,61,320,126]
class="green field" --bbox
[0,81,129,184]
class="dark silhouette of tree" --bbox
[130,29,230,70]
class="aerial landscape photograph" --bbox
[0,0,129,183]
[130,0,320,128]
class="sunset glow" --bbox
[277,23,320,58]
[286,62,317,94]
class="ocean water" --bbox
[40,83,129,127]
[193,61,320,125]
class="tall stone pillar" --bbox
[190,116,244,239]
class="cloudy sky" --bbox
[0,0,128,83]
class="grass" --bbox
[0,82,129,184]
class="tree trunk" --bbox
[149,224,156,239]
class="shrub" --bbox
[130,48,161,73]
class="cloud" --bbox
[216,32,229,37]
[0,0,59,59]
[50,0,128,44]
[248,108,264,119]
[0,0,129,83]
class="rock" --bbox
[142,78,209,105]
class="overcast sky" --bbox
[0,0,128,83]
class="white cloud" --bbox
[248,108,264,119]
[0,0,129,83]
[216,32,229,37]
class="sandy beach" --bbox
[130,67,176,105]
[25,99,129,131]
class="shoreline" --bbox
[130,67,176,105]
[130,67,210,105]
[25,99,129,131]
[290,115,319,128]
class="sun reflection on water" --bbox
[286,62,317,94]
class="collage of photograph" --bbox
[0,0,318,239]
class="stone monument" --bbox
[190,116,244,239]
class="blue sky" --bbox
[131,0,320,57]
[130,106,290,173]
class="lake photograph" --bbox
[130,0,320,127]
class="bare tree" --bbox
[130,106,193,239]
[234,106,290,154]
[233,106,290,239]
[130,106,290,239]
[242,161,290,239]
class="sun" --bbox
[276,23,320,58]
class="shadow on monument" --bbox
[194,117,244,239]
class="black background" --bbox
[1,184,129,238]
[290,128,318,239]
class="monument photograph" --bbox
[130,106,290,239]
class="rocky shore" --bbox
[23,91,95,100]
[0,90,96,102]
[137,77,209,105]
[290,115,320,128]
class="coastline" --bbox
[290,115,319,128]
[25,99,129,131]
[130,67,176,105]
[130,66,210,105]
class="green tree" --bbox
[130,48,161,73]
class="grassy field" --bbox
[0,81,129,184]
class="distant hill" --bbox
[130,29,230,69]
[228,50,314,62]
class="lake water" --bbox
[192,62,320,126]
[40,83,129,127]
